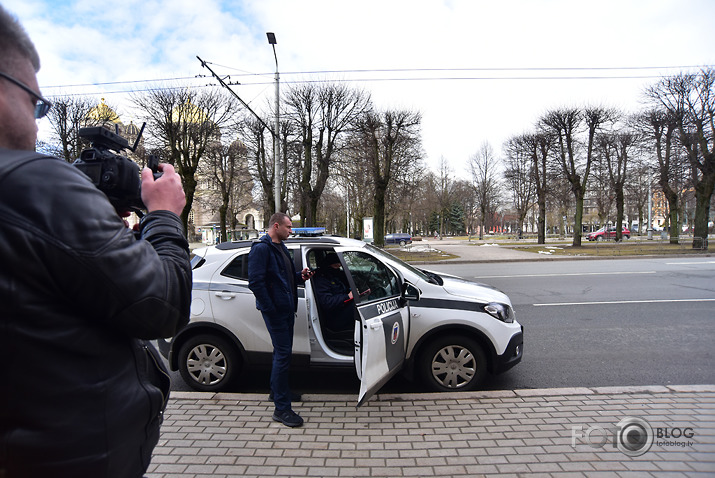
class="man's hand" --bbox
[301,268,314,281]
[141,163,186,216]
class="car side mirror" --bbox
[403,282,420,302]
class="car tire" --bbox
[596,236,603,241]
[178,334,240,392]
[418,335,487,392]
[623,235,629,240]
[399,240,406,246]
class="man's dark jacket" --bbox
[312,267,354,331]
[247,233,303,316]
[0,150,192,478]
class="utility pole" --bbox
[267,32,280,214]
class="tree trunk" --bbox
[537,200,546,244]
[693,179,714,249]
[615,188,625,242]
[573,192,584,247]
[373,182,387,247]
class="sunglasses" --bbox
[0,71,52,119]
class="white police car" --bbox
[158,236,522,405]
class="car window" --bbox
[342,251,400,301]
[220,249,295,281]
[221,253,249,280]
[366,244,431,283]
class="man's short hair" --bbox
[0,5,41,72]
[268,212,290,228]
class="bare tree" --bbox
[503,136,535,237]
[45,96,121,162]
[469,142,502,240]
[634,108,682,243]
[240,117,279,222]
[197,139,253,242]
[542,106,617,246]
[645,68,715,248]
[353,109,422,246]
[514,132,553,243]
[435,157,454,237]
[132,87,240,234]
[598,120,637,241]
[590,140,615,228]
[333,147,374,238]
[386,159,426,235]
[284,83,371,226]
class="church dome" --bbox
[86,98,120,124]
[124,121,140,136]
[171,99,208,124]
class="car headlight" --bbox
[483,302,514,323]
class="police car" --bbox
[158,236,523,405]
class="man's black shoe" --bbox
[272,409,304,427]
[268,391,302,402]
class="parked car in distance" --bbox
[586,226,631,241]
[159,236,523,404]
[384,233,412,246]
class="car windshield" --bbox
[366,244,434,284]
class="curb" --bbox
[168,384,715,403]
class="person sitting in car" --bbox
[312,253,356,332]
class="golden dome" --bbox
[171,99,208,124]
[86,98,120,124]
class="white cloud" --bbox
[4,0,714,177]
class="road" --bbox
[168,256,715,394]
[426,256,715,390]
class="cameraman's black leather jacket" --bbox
[0,149,192,477]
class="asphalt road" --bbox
[168,256,715,394]
[427,256,715,390]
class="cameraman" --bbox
[0,6,191,478]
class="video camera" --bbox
[72,124,160,214]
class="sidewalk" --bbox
[415,238,549,263]
[147,385,715,477]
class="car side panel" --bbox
[206,251,311,356]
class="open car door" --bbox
[336,249,411,406]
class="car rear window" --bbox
[220,249,295,281]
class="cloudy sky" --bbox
[6,0,714,176]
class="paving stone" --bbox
[145,388,715,477]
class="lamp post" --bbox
[266,32,280,213]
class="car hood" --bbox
[439,275,511,304]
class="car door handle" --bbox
[214,291,236,300]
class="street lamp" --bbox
[266,32,280,213]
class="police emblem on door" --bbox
[391,322,400,344]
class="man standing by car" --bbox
[248,212,313,427]
[0,6,191,477]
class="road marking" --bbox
[665,261,715,265]
[534,298,715,307]
[474,271,656,279]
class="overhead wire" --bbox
[41,64,715,97]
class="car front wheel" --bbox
[596,236,603,241]
[418,335,487,392]
[178,334,240,392]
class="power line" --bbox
[207,62,715,76]
[42,64,714,96]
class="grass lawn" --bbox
[508,240,710,257]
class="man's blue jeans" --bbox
[261,311,295,412]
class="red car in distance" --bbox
[586,226,631,241]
